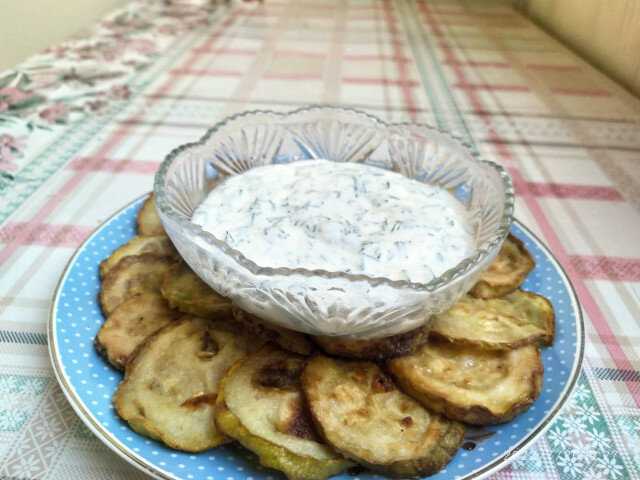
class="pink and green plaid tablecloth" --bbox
[1,0,639,478]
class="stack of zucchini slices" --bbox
[95,195,554,479]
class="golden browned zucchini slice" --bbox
[94,292,180,371]
[301,354,465,478]
[99,235,178,278]
[313,325,429,361]
[137,193,166,236]
[100,253,173,316]
[161,261,233,319]
[429,295,547,349]
[502,289,555,346]
[469,234,535,299]
[387,340,543,425]
[215,345,355,480]
[232,307,313,356]
[114,317,264,451]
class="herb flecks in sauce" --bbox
[192,160,476,283]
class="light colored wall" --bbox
[0,0,128,72]
[517,0,640,97]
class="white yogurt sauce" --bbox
[192,159,476,284]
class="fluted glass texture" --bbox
[154,107,513,339]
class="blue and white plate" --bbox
[49,195,584,480]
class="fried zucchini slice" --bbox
[469,234,535,299]
[313,325,429,361]
[215,345,355,480]
[502,289,555,346]
[232,307,313,356]
[100,253,173,316]
[161,261,233,319]
[114,317,264,451]
[429,295,547,349]
[95,292,180,370]
[99,235,178,278]
[137,193,166,236]
[387,340,543,425]
[301,354,465,478]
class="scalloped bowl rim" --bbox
[154,105,514,293]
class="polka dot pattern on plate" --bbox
[50,198,583,480]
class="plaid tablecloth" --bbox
[1,0,639,479]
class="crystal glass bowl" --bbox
[154,106,513,339]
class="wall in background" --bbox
[517,0,640,97]
[0,0,128,72]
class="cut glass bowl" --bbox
[154,106,513,339]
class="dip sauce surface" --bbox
[192,159,476,283]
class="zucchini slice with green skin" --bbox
[502,289,555,346]
[469,234,535,299]
[114,317,264,451]
[215,345,354,480]
[232,307,313,355]
[301,353,465,478]
[161,261,233,319]
[429,295,547,349]
[137,193,166,236]
[313,324,429,361]
[95,292,180,370]
[99,234,178,278]
[387,340,543,425]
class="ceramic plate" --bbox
[49,195,584,480]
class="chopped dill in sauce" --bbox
[192,159,476,283]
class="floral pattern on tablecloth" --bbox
[513,372,633,479]
[0,0,213,183]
